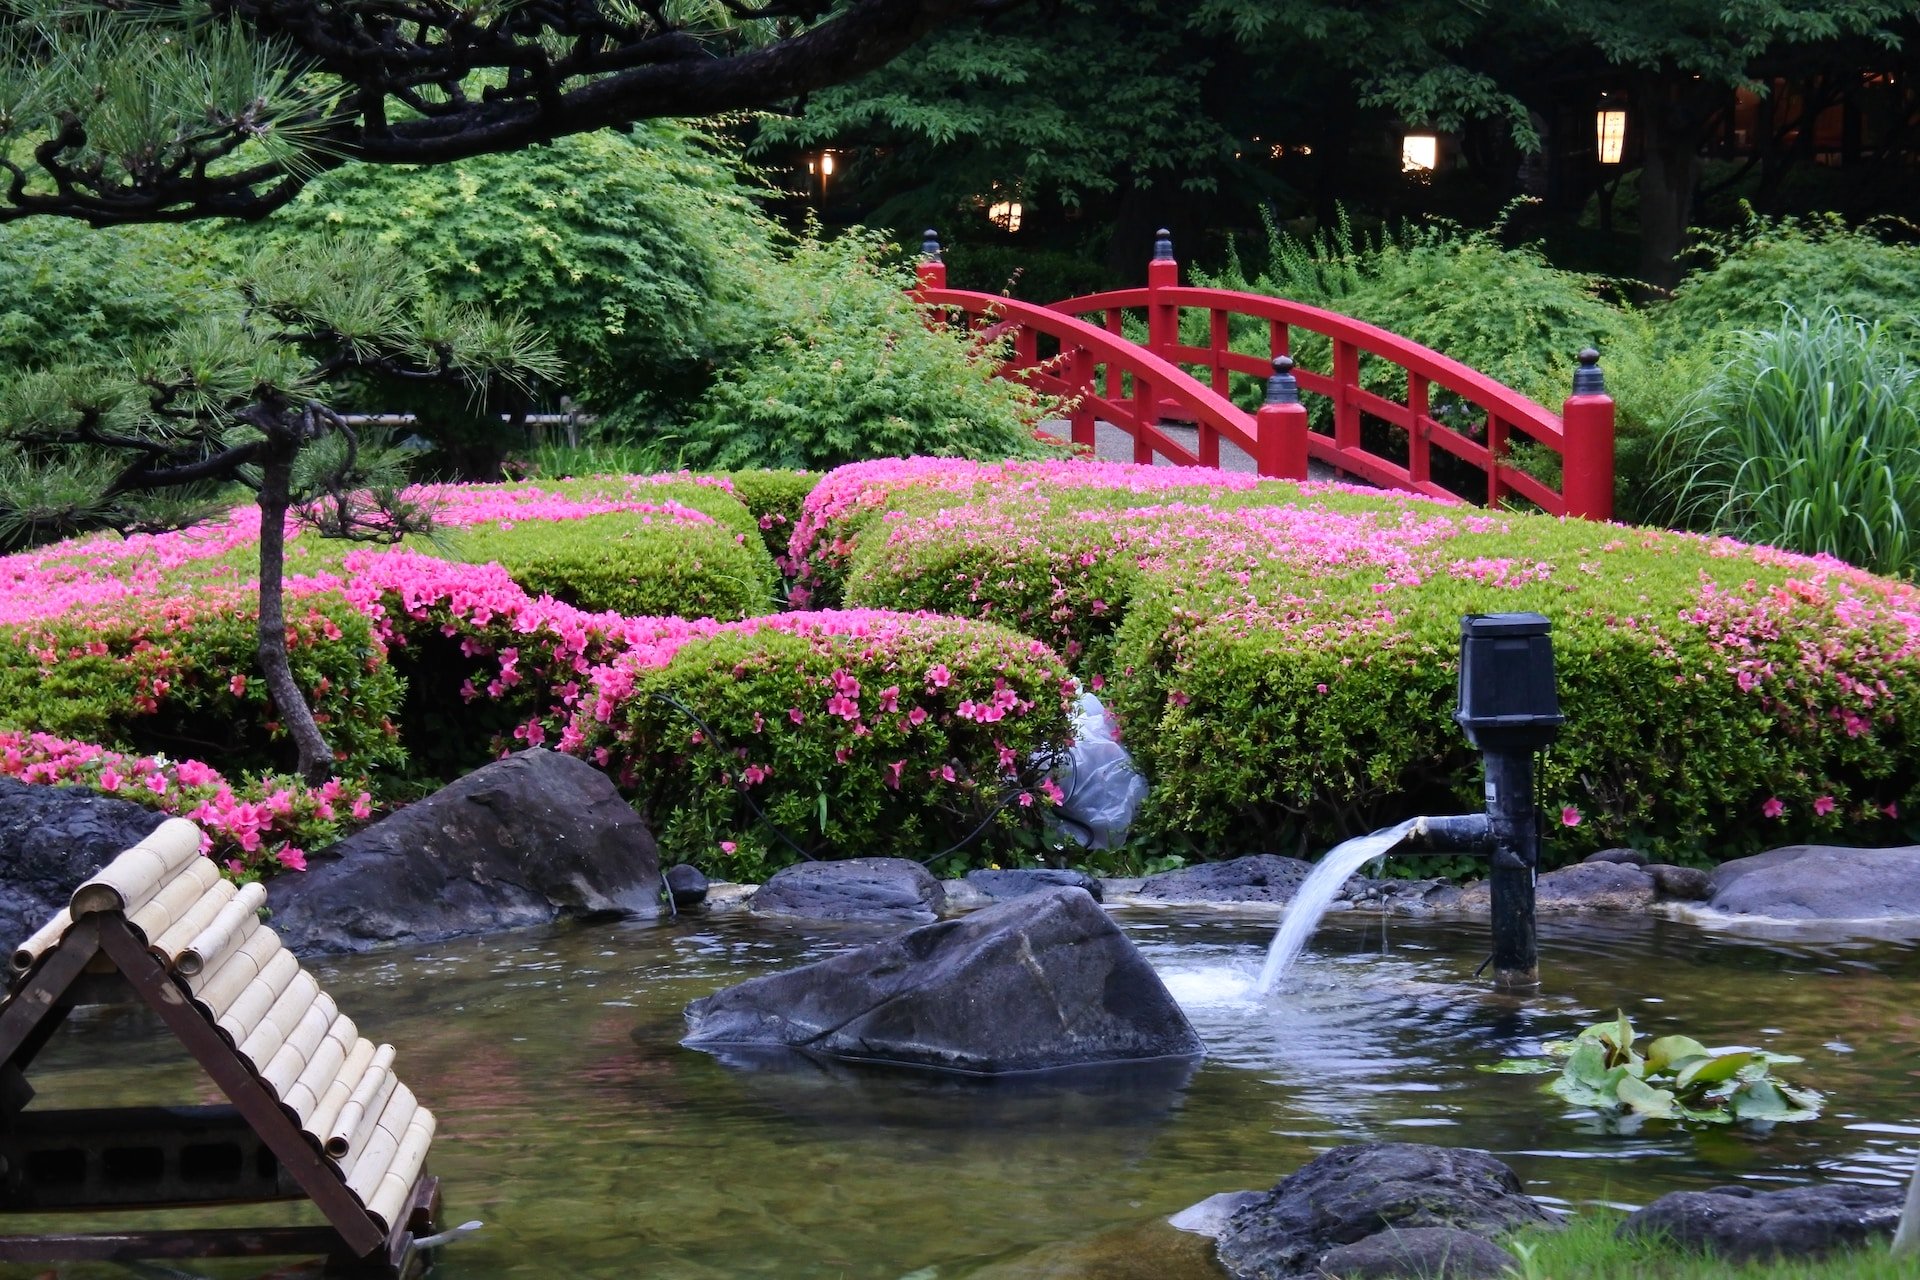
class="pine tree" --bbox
[0,239,557,781]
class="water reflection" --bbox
[2,908,1917,1280]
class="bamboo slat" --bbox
[258,993,339,1101]
[215,949,301,1047]
[328,1045,398,1163]
[365,1108,437,1232]
[282,1013,359,1125]
[10,907,71,974]
[149,876,237,964]
[306,1038,377,1144]
[68,819,204,916]
[125,858,222,945]
[344,1084,418,1203]
[186,928,283,1019]
[176,882,267,976]
[236,970,321,1071]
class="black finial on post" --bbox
[1264,355,1300,406]
[1572,347,1605,395]
[1153,228,1174,261]
[921,229,943,262]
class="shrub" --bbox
[1647,308,1920,578]
[219,123,778,420]
[0,586,405,782]
[567,611,1076,877]
[677,232,1064,472]
[0,731,372,876]
[1661,212,1920,349]
[459,511,779,621]
[722,469,819,565]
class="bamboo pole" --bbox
[187,928,283,1019]
[237,970,321,1071]
[69,819,204,916]
[125,858,222,945]
[10,907,71,974]
[345,1084,418,1203]
[215,949,301,1047]
[365,1108,437,1232]
[258,993,340,1101]
[306,1037,377,1143]
[328,1045,398,1163]
[177,882,267,976]
[284,1014,360,1127]
[149,876,237,964]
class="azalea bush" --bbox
[568,611,1077,877]
[0,730,373,876]
[805,456,1920,864]
[722,469,818,565]
[1483,1011,1822,1128]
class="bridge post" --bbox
[915,229,947,291]
[1256,356,1309,481]
[1559,348,1615,521]
[1145,229,1181,424]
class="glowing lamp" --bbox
[1401,133,1438,173]
[1596,102,1626,165]
[987,200,1023,233]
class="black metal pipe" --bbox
[1483,749,1540,992]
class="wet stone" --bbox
[1315,1226,1520,1279]
[1707,845,1920,920]
[665,864,709,909]
[0,778,166,946]
[1137,854,1315,904]
[1621,1183,1902,1261]
[966,868,1103,903]
[749,857,944,924]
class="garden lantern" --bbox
[1596,98,1627,164]
[1400,133,1438,172]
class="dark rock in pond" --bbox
[1583,847,1648,867]
[269,749,663,954]
[1213,1143,1557,1280]
[1442,861,1655,915]
[749,857,944,923]
[0,778,166,945]
[1345,878,1455,916]
[1137,854,1314,904]
[1647,862,1712,901]
[965,867,1103,903]
[684,886,1204,1074]
[1315,1226,1520,1279]
[664,864,709,909]
[1708,845,1920,920]
[1621,1182,1902,1261]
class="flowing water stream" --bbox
[1256,818,1421,994]
[6,908,1920,1279]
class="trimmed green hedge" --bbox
[723,468,817,565]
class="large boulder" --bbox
[1210,1143,1558,1280]
[684,886,1204,1074]
[0,779,167,945]
[749,857,944,924]
[1136,855,1315,905]
[1707,845,1920,920]
[269,749,663,953]
[1314,1227,1519,1279]
[1620,1183,1902,1261]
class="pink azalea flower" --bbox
[1560,806,1581,827]
[1813,795,1835,817]
[1762,797,1785,819]
[229,674,247,696]
[720,841,737,854]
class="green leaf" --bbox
[1479,1058,1561,1075]
[1729,1080,1819,1123]
[1615,1074,1679,1119]
[1645,1035,1709,1074]
[1674,1051,1760,1093]
[1564,1038,1612,1089]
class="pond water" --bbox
[7,906,1920,1279]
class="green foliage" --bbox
[721,469,819,564]
[1484,1011,1823,1128]
[1648,308,1920,578]
[0,594,406,780]
[0,221,225,375]
[220,124,777,419]
[458,511,779,621]
[575,617,1076,874]
[1506,1212,1906,1280]
[680,232,1063,471]
[1662,213,1920,349]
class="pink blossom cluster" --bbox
[395,480,718,531]
[0,730,371,873]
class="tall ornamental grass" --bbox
[1651,308,1920,578]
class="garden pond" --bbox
[7,906,1920,1279]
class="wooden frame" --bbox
[0,912,438,1276]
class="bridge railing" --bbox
[914,229,1615,520]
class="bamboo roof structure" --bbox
[0,819,440,1276]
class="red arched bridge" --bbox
[913,229,1615,520]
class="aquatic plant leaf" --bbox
[1480,1058,1561,1075]
[1540,1039,1576,1058]
[1778,1082,1825,1112]
[1729,1080,1819,1123]
[1579,1010,1638,1065]
[1675,1051,1760,1092]
[1615,1074,1679,1118]
[1677,1103,1734,1123]
[1548,1074,1609,1109]
[1646,1035,1709,1073]
[1564,1038,1612,1089]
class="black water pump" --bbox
[1407,612,1564,992]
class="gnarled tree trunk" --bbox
[255,438,336,784]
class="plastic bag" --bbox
[1048,693,1149,849]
